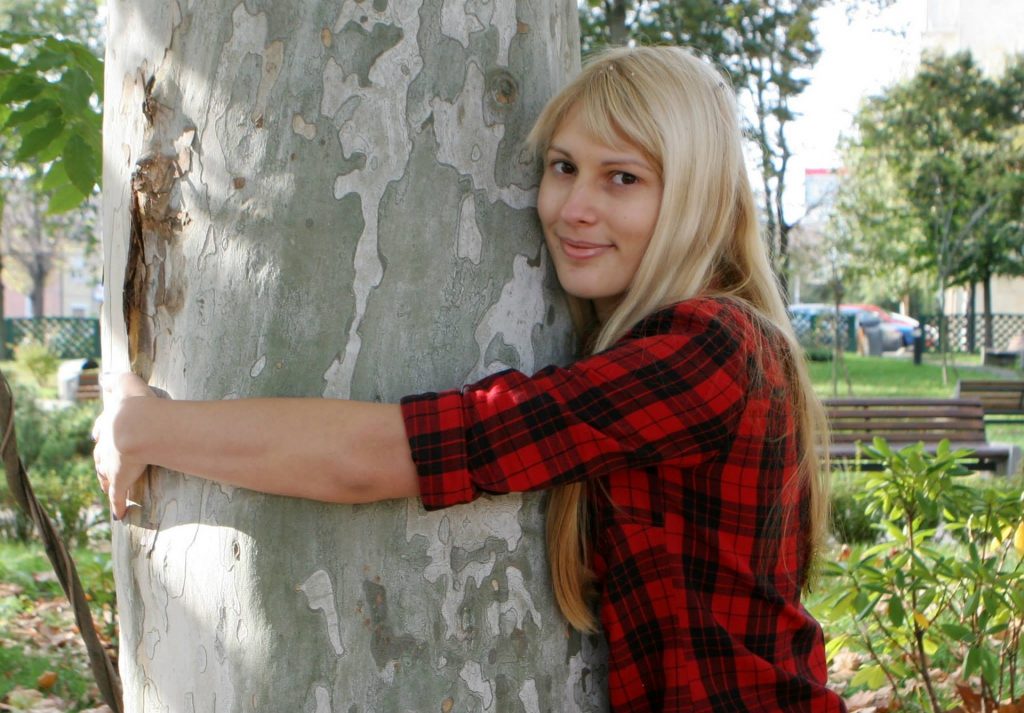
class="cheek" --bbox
[536,176,560,227]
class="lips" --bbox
[559,236,612,260]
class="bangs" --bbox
[528,55,665,176]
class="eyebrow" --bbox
[547,143,654,171]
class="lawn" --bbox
[0,542,115,712]
[808,352,1017,398]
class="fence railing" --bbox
[790,311,1024,356]
[918,313,1024,354]
[2,317,101,361]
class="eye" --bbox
[549,159,575,175]
[611,171,639,186]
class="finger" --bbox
[109,484,127,521]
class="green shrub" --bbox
[819,440,1024,712]
[829,473,879,544]
[12,339,60,387]
[0,377,104,546]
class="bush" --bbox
[829,473,879,544]
[0,376,104,546]
[12,339,60,387]
[819,440,1024,712]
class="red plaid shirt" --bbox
[401,298,845,712]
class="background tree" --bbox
[0,0,102,350]
[102,0,605,710]
[836,52,1024,371]
[1,168,95,316]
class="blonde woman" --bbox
[95,47,844,712]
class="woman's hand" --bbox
[92,373,156,520]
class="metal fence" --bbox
[789,311,859,354]
[2,317,101,361]
[790,311,1024,355]
[919,314,1024,354]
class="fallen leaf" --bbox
[35,671,57,691]
[955,682,996,713]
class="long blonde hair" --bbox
[528,46,830,633]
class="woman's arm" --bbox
[93,374,419,519]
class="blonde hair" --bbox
[528,46,830,633]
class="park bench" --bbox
[75,369,101,402]
[981,333,1024,369]
[954,380,1024,424]
[824,397,1021,475]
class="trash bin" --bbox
[858,314,884,356]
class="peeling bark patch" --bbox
[125,182,153,379]
[291,113,317,140]
[232,176,246,190]
[298,570,345,656]
[460,660,495,710]
[321,27,333,47]
[362,579,424,669]
[314,686,331,713]
[331,21,403,87]
[125,148,192,377]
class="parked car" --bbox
[788,303,905,353]
[842,303,916,348]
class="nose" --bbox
[559,180,598,225]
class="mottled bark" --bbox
[101,1,607,710]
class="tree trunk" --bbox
[101,1,607,711]
[982,273,993,350]
[966,281,976,353]
[605,0,629,45]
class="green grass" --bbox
[808,352,1020,398]
[0,541,113,708]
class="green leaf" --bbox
[45,180,87,215]
[14,117,65,161]
[824,634,851,662]
[980,647,999,685]
[41,160,70,191]
[59,66,95,110]
[939,623,972,640]
[0,74,46,103]
[888,596,906,627]
[964,646,982,678]
[850,664,887,690]
[63,133,97,196]
[2,98,60,129]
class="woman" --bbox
[94,47,844,712]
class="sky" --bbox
[787,0,925,212]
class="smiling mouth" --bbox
[560,237,612,259]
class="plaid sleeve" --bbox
[401,303,750,510]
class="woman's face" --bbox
[537,106,663,321]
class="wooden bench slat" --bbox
[823,396,1020,474]
[953,380,1024,420]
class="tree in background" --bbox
[836,52,1024,371]
[1,167,95,316]
[579,0,824,297]
[0,0,103,212]
[0,0,102,348]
